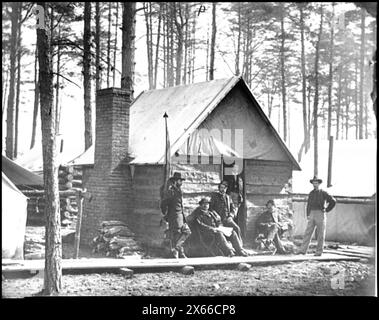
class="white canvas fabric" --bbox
[2,172,28,259]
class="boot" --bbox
[178,247,187,258]
[227,249,236,257]
[237,249,248,257]
[171,248,179,259]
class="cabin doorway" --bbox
[222,158,247,240]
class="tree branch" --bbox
[52,72,81,88]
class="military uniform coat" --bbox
[210,192,236,221]
[160,184,186,231]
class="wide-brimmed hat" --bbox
[172,172,186,181]
[310,176,323,184]
[199,197,211,205]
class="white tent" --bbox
[2,172,28,259]
[292,139,376,197]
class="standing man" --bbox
[210,181,242,241]
[160,172,191,258]
[297,176,336,256]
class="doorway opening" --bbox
[222,158,247,240]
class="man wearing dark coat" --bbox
[160,172,191,258]
[256,200,286,254]
[194,197,248,257]
[210,181,242,241]
[297,176,336,256]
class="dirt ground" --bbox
[2,226,376,297]
[2,260,375,297]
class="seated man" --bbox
[194,197,248,257]
[256,200,287,255]
[210,181,242,241]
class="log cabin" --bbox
[79,76,301,252]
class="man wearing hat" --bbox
[160,172,191,258]
[256,200,287,254]
[297,176,336,256]
[210,181,242,241]
[194,197,248,257]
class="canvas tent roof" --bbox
[130,76,300,168]
[66,77,300,169]
[67,144,95,166]
[14,136,84,172]
[292,139,376,197]
[2,155,43,186]
[67,137,242,166]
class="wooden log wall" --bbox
[22,165,84,225]
[129,165,166,247]
[128,163,222,248]
[244,159,293,243]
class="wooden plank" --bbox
[339,249,373,256]
[323,250,371,259]
[73,191,84,259]
[2,253,360,273]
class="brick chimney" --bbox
[94,88,132,169]
[81,88,133,245]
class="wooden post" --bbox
[73,189,85,259]
[327,136,334,187]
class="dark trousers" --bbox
[170,226,191,251]
[223,217,242,242]
[265,224,285,253]
[215,230,243,255]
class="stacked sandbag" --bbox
[91,221,143,258]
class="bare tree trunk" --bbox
[299,4,308,157]
[206,21,209,81]
[327,3,335,138]
[95,2,101,91]
[209,2,216,81]
[235,3,241,75]
[31,47,39,149]
[345,97,350,139]
[2,66,10,123]
[55,26,61,134]
[144,2,153,89]
[37,1,62,295]
[154,3,162,89]
[121,2,136,96]
[14,6,22,158]
[191,10,196,83]
[166,3,171,86]
[168,4,175,86]
[107,2,112,88]
[364,94,368,138]
[163,4,167,87]
[182,3,189,85]
[336,64,342,140]
[6,2,19,159]
[174,3,184,86]
[355,55,359,139]
[359,8,366,139]
[113,2,119,87]
[313,5,324,177]
[83,2,92,150]
[279,3,287,142]
[307,85,312,151]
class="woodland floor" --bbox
[1,226,376,297]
